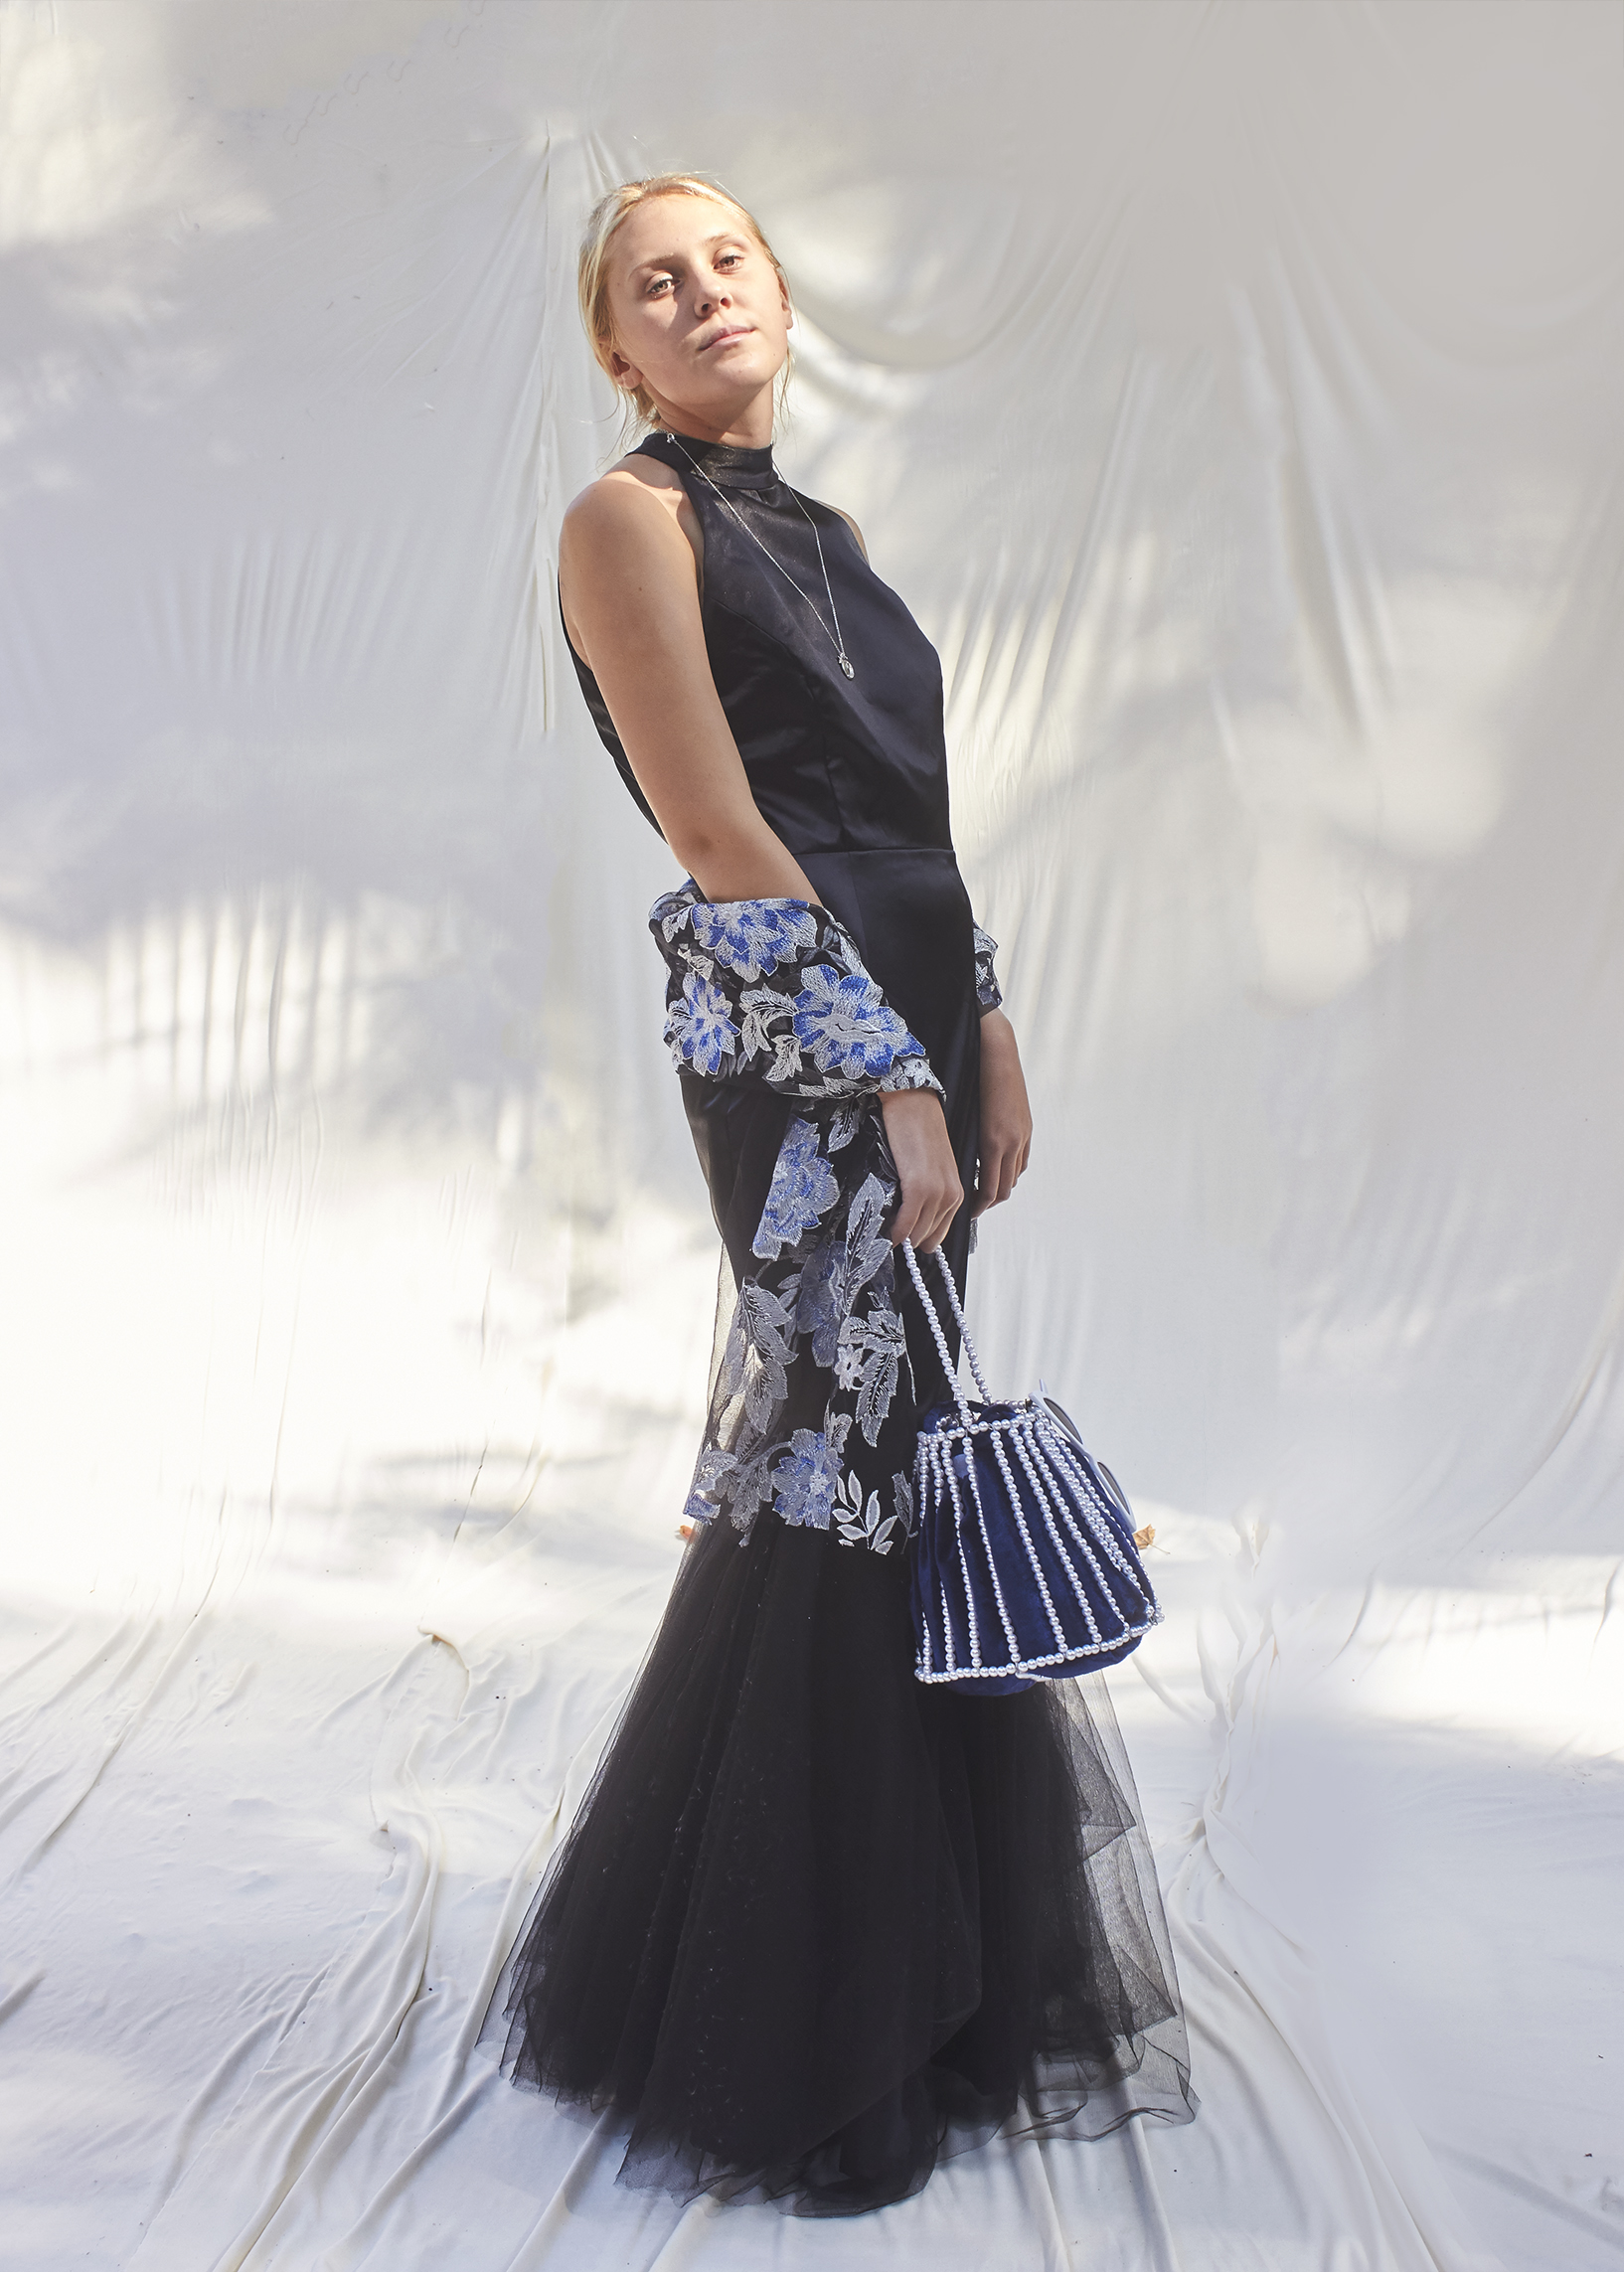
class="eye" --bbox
[645,273,675,297]
[717,250,742,270]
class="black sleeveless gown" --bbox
[490,430,1195,2215]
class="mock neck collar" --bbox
[643,426,777,491]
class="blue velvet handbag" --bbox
[901,1241,1161,1697]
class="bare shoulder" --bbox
[829,504,868,562]
[560,452,704,666]
[564,452,685,540]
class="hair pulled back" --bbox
[577,173,793,443]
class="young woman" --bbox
[489,173,1194,2216]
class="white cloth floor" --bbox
[1,4,1620,2267]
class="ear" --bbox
[607,344,644,392]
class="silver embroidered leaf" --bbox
[836,1305,909,1445]
[731,1279,796,1429]
[795,1230,845,1369]
[726,1438,784,1531]
[826,1102,866,1154]
[768,1032,804,1084]
[835,1477,902,1555]
[738,985,797,1063]
[842,1173,895,1303]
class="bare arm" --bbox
[561,467,815,903]
[973,1007,1032,1217]
[563,467,961,1249]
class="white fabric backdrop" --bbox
[2,3,1620,2266]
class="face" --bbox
[603,194,792,443]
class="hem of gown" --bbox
[500,2037,1197,2219]
[480,1524,1198,2221]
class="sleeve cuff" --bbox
[972,923,1003,1014]
[877,1055,946,1100]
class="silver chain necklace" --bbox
[663,431,856,679]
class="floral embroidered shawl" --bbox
[651,880,1000,1555]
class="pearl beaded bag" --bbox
[901,1241,1162,1697]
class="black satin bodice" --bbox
[568,428,955,859]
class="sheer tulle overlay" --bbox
[487,1510,1195,2215]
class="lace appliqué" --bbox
[657,884,943,1104]
[652,881,948,1553]
[834,1469,915,1555]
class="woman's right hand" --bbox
[880,1089,964,1252]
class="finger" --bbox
[888,1189,923,1247]
[938,1185,966,1247]
[976,1145,1012,1214]
[917,1188,958,1252]
[901,1180,956,1249]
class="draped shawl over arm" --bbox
[651,882,999,1551]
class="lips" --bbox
[701,325,753,352]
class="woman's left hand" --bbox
[974,1009,1033,1217]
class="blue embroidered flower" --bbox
[690,899,819,982]
[771,1427,840,1529]
[666,972,738,1075]
[791,963,924,1082]
[753,1116,840,1259]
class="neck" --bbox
[646,378,776,449]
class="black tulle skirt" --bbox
[487,1500,1195,2214]
[490,861,1193,2213]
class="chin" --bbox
[697,347,778,387]
[665,379,776,426]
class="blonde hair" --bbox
[577,173,792,444]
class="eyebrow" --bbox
[630,229,747,272]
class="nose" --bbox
[693,269,731,318]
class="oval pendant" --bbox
[840,654,855,679]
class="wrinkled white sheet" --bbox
[1,3,1620,2266]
